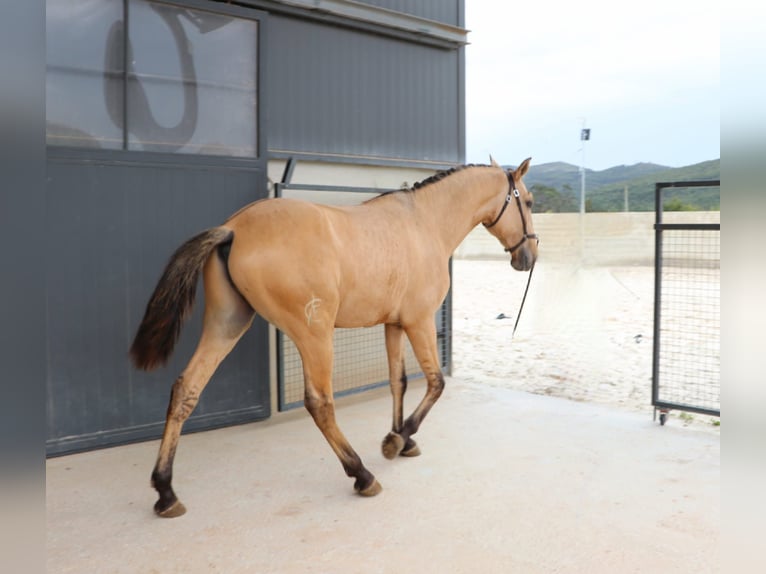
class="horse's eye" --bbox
[526,200,533,209]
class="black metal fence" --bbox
[652,181,720,424]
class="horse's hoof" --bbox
[154,499,187,518]
[381,432,405,459]
[357,479,382,497]
[401,439,421,457]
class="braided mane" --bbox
[366,164,490,203]
[412,164,473,190]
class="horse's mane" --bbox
[366,163,490,203]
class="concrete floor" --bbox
[46,378,719,574]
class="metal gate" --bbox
[652,180,720,424]
[274,160,452,410]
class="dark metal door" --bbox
[45,155,270,455]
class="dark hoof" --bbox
[381,432,405,459]
[353,472,382,497]
[401,438,421,457]
[154,499,187,518]
[356,479,382,497]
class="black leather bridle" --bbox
[483,171,539,338]
[483,172,539,253]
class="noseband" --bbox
[483,172,539,253]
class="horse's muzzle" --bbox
[511,251,533,271]
[509,240,537,271]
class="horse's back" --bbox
[226,195,410,266]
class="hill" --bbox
[512,159,720,212]
[522,161,671,191]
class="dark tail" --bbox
[130,227,234,371]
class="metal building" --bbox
[5,0,467,456]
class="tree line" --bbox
[529,182,719,213]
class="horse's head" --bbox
[483,157,539,271]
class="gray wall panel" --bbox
[267,15,463,164]
[360,0,462,25]
[45,157,270,454]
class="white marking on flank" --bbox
[305,296,322,325]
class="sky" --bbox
[464,0,720,171]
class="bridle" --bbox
[483,171,539,253]
[483,170,540,338]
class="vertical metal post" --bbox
[579,157,586,214]
[578,122,589,260]
[275,156,296,198]
[122,0,129,150]
[579,119,588,214]
[651,183,663,407]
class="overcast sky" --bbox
[464,0,720,170]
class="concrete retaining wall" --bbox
[455,211,720,266]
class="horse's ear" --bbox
[515,157,532,178]
[489,155,500,168]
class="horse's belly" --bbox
[334,291,400,328]
[333,266,408,327]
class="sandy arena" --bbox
[452,258,720,432]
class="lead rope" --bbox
[512,260,535,339]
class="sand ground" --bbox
[451,259,720,432]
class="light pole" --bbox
[579,121,590,214]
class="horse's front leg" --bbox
[381,319,444,459]
[297,328,382,496]
[381,323,421,459]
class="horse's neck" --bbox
[414,167,505,255]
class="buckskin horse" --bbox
[130,157,538,517]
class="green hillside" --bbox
[522,161,671,191]
[517,159,720,213]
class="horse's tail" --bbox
[130,227,234,371]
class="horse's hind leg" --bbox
[381,319,444,458]
[151,255,254,517]
[381,324,420,459]
[295,328,381,496]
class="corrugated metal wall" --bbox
[267,13,464,165]
[361,0,462,25]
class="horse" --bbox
[130,157,538,517]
